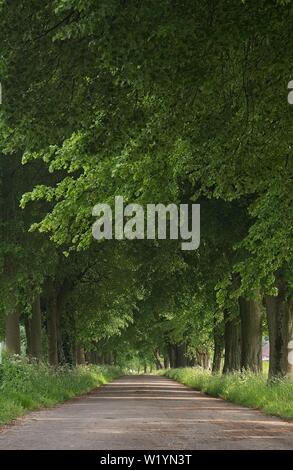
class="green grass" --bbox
[164,367,293,420]
[0,356,121,425]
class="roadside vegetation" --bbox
[0,0,292,423]
[165,368,293,420]
[0,356,121,425]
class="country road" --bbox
[0,375,293,450]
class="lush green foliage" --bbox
[165,368,293,420]
[0,1,292,378]
[0,356,121,425]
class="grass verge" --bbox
[164,367,293,420]
[0,356,121,425]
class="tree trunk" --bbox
[163,354,170,369]
[5,310,21,355]
[113,352,117,366]
[154,349,163,369]
[30,295,42,360]
[289,336,293,376]
[196,349,210,369]
[168,345,176,368]
[76,344,86,365]
[223,310,241,374]
[47,291,58,366]
[187,356,196,367]
[212,320,224,373]
[202,352,210,369]
[265,274,293,379]
[239,297,262,373]
[99,354,105,364]
[24,317,32,357]
[107,351,114,366]
[212,343,223,373]
[72,341,77,365]
[56,291,66,364]
[85,352,94,364]
[175,343,187,367]
[95,353,103,364]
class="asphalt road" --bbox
[0,375,293,450]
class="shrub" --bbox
[0,356,121,425]
[165,367,293,420]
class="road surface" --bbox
[0,375,293,450]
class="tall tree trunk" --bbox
[212,343,223,373]
[212,319,224,373]
[86,351,94,364]
[239,297,263,373]
[196,349,210,369]
[76,344,86,365]
[175,343,187,367]
[163,354,170,369]
[154,349,163,369]
[113,352,117,366]
[100,353,105,364]
[47,291,58,366]
[289,337,293,376]
[56,291,65,364]
[95,352,103,364]
[168,344,176,368]
[103,352,113,365]
[265,273,293,379]
[203,351,210,369]
[72,341,77,365]
[109,352,114,365]
[30,294,42,360]
[5,310,21,355]
[24,317,32,357]
[187,356,196,367]
[223,310,241,374]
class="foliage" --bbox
[165,368,293,420]
[0,0,292,379]
[0,355,121,425]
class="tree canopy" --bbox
[0,0,292,378]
